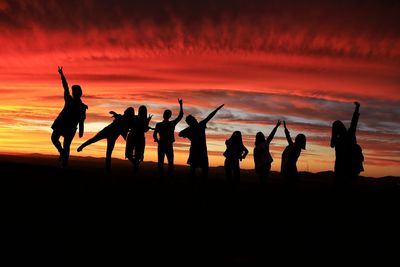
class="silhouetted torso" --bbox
[224,139,247,160]
[179,121,208,167]
[108,113,133,139]
[52,91,87,135]
[155,120,179,146]
[254,140,273,170]
[281,143,301,177]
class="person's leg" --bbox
[189,165,196,178]
[158,145,165,177]
[259,163,271,185]
[78,129,107,152]
[166,145,174,177]
[51,131,63,160]
[105,137,117,172]
[62,131,76,167]
[125,131,134,162]
[201,165,209,179]
[224,159,232,181]
[233,159,240,182]
[265,163,271,179]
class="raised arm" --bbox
[349,101,360,135]
[144,115,153,132]
[172,99,184,125]
[58,66,71,100]
[283,121,293,145]
[202,104,224,124]
[266,120,281,144]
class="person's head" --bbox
[71,85,82,99]
[185,115,198,126]
[138,105,147,119]
[163,109,172,120]
[331,120,346,147]
[124,107,135,118]
[332,120,346,137]
[229,131,243,145]
[255,132,266,146]
[295,134,306,150]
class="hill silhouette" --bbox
[3,154,399,264]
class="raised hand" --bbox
[276,120,282,127]
[178,98,183,106]
[216,104,224,111]
[58,66,64,75]
[354,101,360,108]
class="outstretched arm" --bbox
[58,66,71,101]
[109,111,122,119]
[283,121,293,145]
[349,101,360,135]
[202,104,224,124]
[266,120,281,144]
[173,99,184,125]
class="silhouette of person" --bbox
[125,105,152,173]
[223,131,248,182]
[153,99,184,177]
[254,120,281,184]
[51,67,88,168]
[77,108,135,171]
[179,104,224,178]
[280,121,306,180]
[330,102,364,184]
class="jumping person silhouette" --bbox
[153,99,184,177]
[179,104,224,178]
[125,105,152,173]
[51,67,88,168]
[254,120,281,184]
[77,108,135,171]
[330,102,364,185]
[223,131,248,182]
[280,121,306,181]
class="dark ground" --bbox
[3,154,400,265]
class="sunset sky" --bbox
[0,0,399,177]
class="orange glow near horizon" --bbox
[0,1,399,177]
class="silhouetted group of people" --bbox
[51,68,364,184]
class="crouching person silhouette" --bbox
[179,104,224,179]
[224,131,248,182]
[280,121,306,183]
[51,67,88,168]
[153,99,184,178]
[77,108,135,171]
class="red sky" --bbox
[0,0,399,177]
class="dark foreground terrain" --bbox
[3,154,400,264]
